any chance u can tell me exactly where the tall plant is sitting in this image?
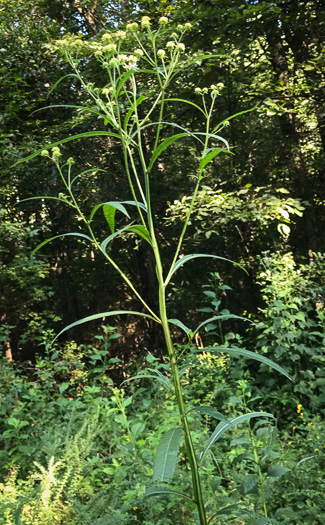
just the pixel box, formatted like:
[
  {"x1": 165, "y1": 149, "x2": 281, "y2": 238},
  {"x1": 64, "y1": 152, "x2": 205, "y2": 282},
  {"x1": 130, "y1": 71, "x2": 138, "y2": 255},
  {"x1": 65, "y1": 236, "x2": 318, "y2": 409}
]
[{"x1": 17, "y1": 17, "x2": 289, "y2": 524}]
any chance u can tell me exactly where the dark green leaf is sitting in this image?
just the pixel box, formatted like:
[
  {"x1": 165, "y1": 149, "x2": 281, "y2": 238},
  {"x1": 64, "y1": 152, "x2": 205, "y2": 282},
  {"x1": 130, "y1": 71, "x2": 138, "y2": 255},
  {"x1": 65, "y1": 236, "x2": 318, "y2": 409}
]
[
  {"x1": 203, "y1": 346, "x2": 291, "y2": 380},
  {"x1": 199, "y1": 148, "x2": 233, "y2": 172},
  {"x1": 145, "y1": 487, "x2": 193, "y2": 501},
  {"x1": 153, "y1": 427, "x2": 182, "y2": 483},
  {"x1": 168, "y1": 318, "x2": 191, "y2": 336},
  {"x1": 267, "y1": 465, "x2": 290, "y2": 478},
  {"x1": 53, "y1": 310, "x2": 158, "y2": 341},
  {"x1": 170, "y1": 254, "x2": 246, "y2": 277},
  {"x1": 148, "y1": 133, "x2": 189, "y2": 171},
  {"x1": 14, "y1": 131, "x2": 120, "y2": 165},
  {"x1": 101, "y1": 224, "x2": 152, "y2": 253},
  {"x1": 238, "y1": 474, "x2": 259, "y2": 495},
  {"x1": 31, "y1": 233, "x2": 92, "y2": 258},
  {"x1": 200, "y1": 412, "x2": 274, "y2": 459}
]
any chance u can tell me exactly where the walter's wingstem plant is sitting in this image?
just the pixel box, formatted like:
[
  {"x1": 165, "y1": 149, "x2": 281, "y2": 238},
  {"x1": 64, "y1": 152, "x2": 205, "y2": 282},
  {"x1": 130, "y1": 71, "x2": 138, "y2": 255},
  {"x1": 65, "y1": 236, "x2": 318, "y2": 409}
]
[{"x1": 17, "y1": 16, "x2": 290, "y2": 524}]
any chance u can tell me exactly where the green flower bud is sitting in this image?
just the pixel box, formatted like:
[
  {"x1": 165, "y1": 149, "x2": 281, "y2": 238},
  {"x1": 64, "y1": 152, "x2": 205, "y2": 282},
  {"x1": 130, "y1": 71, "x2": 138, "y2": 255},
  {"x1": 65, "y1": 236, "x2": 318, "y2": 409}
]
[
  {"x1": 41, "y1": 149, "x2": 50, "y2": 158},
  {"x1": 109, "y1": 57, "x2": 119, "y2": 68},
  {"x1": 52, "y1": 147, "x2": 61, "y2": 157}
]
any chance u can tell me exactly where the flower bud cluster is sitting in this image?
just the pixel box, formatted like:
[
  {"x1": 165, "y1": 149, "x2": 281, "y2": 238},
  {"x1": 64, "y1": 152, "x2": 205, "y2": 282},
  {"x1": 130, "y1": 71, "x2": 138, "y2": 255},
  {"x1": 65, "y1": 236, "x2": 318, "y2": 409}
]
[
  {"x1": 52, "y1": 147, "x2": 61, "y2": 159},
  {"x1": 195, "y1": 83, "x2": 224, "y2": 96},
  {"x1": 141, "y1": 16, "x2": 151, "y2": 28}
]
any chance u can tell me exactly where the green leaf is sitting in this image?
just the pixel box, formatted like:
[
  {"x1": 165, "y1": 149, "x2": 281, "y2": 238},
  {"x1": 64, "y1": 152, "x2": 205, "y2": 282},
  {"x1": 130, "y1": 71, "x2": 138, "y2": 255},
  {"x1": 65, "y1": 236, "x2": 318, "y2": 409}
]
[
  {"x1": 89, "y1": 201, "x2": 129, "y2": 223},
  {"x1": 116, "y1": 69, "x2": 136, "y2": 95},
  {"x1": 199, "y1": 148, "x2": 233, "y2": 172},
  {"x1": 186, "y1": 405, "x2": 229, "y2": 422},
  {"x1": 295, "y1": 455, "x2": 315, "y2": 468},
  {"x1": 238, "y1": 474, "x2": 259, "y2": 495},
  {"x1": 103, "y1": 205, "x2": 116, "y2": 233},
  {"x1": 145, "y1": 487, "x2": 193, "y2": 501},
  {"x1": 124, "y1": 95, "x2": 145, "y2": 130},
  {"x1": 46, "y1": 74, "x2": 80, "y2": 97},
  {"x1": 168, "y1": 318, "x2": 191, "y2": 336},
  {"x1": 101, "y1": 224, "x2": 151, "y2": 253},
  {"x1": 31, "y1": 233, "x2": 92, "y2": 258},
  {"x1": 194, "y1": 315, "x2": 252, "y2": 335},
  {"x1": 59, "y1": 383, "x2": 70, "y2": 394},
  {"x1": 153, "y1": 427, "x2": 183, "y2": 483},
  {"x1": 14, "y1": 131, "x2": 120, "y2": 165},
  {"x1": 203, "y1": 346, "x2": 291, "y2": 380},
  {"x1": 200, "y1": 412, "x2": 274, "y2": 459},
  {"x1": 148, "y1": 133, "x2": 189, "y2": 171},
  {"x1": 194, "y1": 131, "x2": 229, "y2": 150},
  {"x1": 53, "y1": 310, "x2": 158, "y2": 341},
  {"x1": 17, "y1": 196, "x2": 74, "y2": 207},
  {"x1": 89, "y1": 200, "x2": 147, "y2": 222},
  {"x1": 32, "y1": 104, "x2": 107, "y2": 121},
  {"x1": 165, "y1": 98, "x2": 206, "y2": 116},
  {"x1": 170, "y1": 254, "x2": 246, "y2": 277},
  {"x1": 212, "y1": 106, "x2": 257, "y2": 133},
  {"x1": 267, "y1": 465, "x2": 290, "y2": 478}
]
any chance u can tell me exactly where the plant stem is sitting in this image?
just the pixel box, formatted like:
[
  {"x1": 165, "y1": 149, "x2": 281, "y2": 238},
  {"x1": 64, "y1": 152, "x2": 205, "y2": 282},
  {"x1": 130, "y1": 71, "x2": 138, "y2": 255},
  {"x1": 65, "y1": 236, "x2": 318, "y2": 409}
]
[{"x1": 153, "y1": 244, "x2": 207, "y2": 525}]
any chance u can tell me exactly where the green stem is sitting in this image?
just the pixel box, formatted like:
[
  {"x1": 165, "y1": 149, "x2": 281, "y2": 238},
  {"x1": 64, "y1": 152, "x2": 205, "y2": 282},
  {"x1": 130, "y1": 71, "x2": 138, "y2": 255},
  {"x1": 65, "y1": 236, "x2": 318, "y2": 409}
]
[
  {"x1": 152, "y1": 243, "x2": 207, "y2": 525},
  {"x1": 248, "y1": 421, "x2": 268, "y2": 518}
]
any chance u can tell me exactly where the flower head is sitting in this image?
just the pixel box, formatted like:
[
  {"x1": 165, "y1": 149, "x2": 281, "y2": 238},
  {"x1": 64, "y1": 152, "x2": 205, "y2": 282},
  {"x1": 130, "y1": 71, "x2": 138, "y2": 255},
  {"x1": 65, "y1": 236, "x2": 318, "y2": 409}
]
[
  {"x1": 134, "y1": 48, "x2": 144, "y2": 56},
  {"x1": 104, "y1": 43, "x2": 117, "y2": 53},
  {"x1": 101, "y1": 33, "x2": 112, "y2": 42},
  {"x1": 166, "y1": 41, "x2": 175, "y2": 49},
  {"x1": 159, "y1": 17, "x2": 168, "y2": 25},
  {"x1": 116, "y1": 30, "x2": 126, "y2": 39},
  {"x1": 141, "y1": 16, "x2": 151, "y2": 28},
  {"x1": 177, "y1": 43, "x2": 185, "y2": 52},
  {"x1": 126, "y1": 22, "x2": 139, "y2": 31},
  {"x1": 157, "y1": 49, "x2": 166, "y2": 58},
  {"x1": 185, "y1": 23, "x2": 192, "y2": 29},
  {"x1": 41, "y1": 149, "x2": 50, "y2": 158},
  {"x1": 52, "y1": 147, "x2": 61, "y2": 158},
  {"x1": 109, "y1": 57, "x2": 119, "y2": 68}
]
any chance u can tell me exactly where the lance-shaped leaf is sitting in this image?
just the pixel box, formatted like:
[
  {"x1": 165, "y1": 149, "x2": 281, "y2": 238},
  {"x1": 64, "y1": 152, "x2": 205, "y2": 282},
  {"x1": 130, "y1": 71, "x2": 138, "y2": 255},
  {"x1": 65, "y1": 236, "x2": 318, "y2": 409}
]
[
  {"x1": 90, "y1": 200, "x2": 147, "y2": 222},
  {"x1": 170, "y1": 254, "x2": 246, "y2": 278},
  {"x1": 200, "y1": 412, "x2": 274, "y2": 460},
  {"x1": 165, "y1": 98, "x2": 206, "y2": 116},
  {"x1": 123, "y1": 368, "x2": 172, "y2": 392},
  {"x1": 168, "y1": 318, "x2": 191, "y2": 336},
  {"x1": 148, "y1": 133, "x2": 189, "y2": 172},
  {"x1": 33, "y1": 104, "x2": 107, "y2": 121},
  {"x1": 53, "y1": 310, "x2": 158, "y2": 342},
  {"x1": 212, "y1": 105, "x2": 257, "y2": 133},
  {"x1": 89, "y1": 201, "x2": 129, "y2": 223},
  {"x1": 124, "y1": 95, "x2": 145, "y2": 130},
  {"x1": 153, "y1": 427, "x2": 183, "y2": 483},
  {"x1": 31, "y1": 233, "x2": 92, "y2": 258},
  {"x1": 18, "y1": 196, "x2": 74, "y2": 207},
  {"x1": 185, "y1": 405, "x2": 229, "y2": 423},
  {"x1": 46, "y1": 73, "x2": 80, "y2": 97},
  {"x1": 145, "y1": 487, "x2": 194, "y2": 501},
  {"x1": 101, "y1": 224, "x2": 152, "y2": 253},
  {"x1": 14, "y1": 131, "x2": 120, "y2": 166},
  {"x1": 199, "y1": 148, "x2": 233, "y2": 172},
  {"x1": 200, "y1": 346, "x2": 291, "y2": 380},
  {"x1": 194, "y1": 315, "x2": 252, "y2": 336}
]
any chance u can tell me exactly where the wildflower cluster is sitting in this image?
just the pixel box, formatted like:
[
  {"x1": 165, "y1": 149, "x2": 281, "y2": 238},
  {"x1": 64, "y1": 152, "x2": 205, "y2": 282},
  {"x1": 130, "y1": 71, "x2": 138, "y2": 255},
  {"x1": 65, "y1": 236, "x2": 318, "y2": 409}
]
[{"x1": 195, "y1": 83, "x2": 224, "y2": 96}]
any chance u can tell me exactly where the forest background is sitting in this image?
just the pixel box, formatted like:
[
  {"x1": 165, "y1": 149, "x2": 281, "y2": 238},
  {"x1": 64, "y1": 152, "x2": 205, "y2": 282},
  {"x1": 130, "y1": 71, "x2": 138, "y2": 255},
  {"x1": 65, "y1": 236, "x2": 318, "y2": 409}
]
[{"x1": 0, "y1": 1, "x2": 325, "y2": 524}]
